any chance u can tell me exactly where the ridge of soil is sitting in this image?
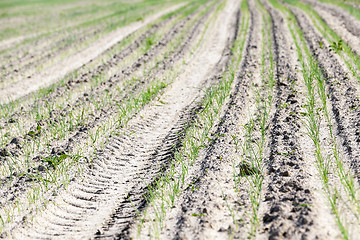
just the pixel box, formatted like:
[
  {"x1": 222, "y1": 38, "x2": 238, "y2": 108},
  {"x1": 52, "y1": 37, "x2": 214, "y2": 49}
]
[
  {"x1": 0, "y1": 2, "x2": 218, "y2": 235},
  {"x1": 291, "y1": 5, "x2": 360, "y2": 184},
  {"x1": 0, "y1": 4, "x2": 185, "y2": 104},
  {"x1": 1, "y1": 0, "x2": 360, "y2": 239},
  {"x1": 8, "y1": 0, "x2": 238, "y2": 238}
]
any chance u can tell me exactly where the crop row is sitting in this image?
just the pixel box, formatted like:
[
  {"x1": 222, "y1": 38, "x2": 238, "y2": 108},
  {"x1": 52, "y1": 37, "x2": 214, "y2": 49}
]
[
  {"x1": 0, "y1": 0, "x2": 217, "y2": 234},
  {"x1": 1, "y1": 0, "x2": 360, "y2": 238}
]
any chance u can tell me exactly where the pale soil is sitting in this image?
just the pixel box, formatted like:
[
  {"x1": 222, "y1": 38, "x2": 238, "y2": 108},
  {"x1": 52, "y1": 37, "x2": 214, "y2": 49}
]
[
  {"x1": 0, "y1": 0, "x2": 127, "y2": 47},
  {"x1": 304, "y1": 0, "x2": 360, "y2": 55},
  {"x1": 1, "y1": 0, "x2": 360, "y2": 239},
  {"x1": 0, "y1": 4, "x2": 185, "y2": 104}
]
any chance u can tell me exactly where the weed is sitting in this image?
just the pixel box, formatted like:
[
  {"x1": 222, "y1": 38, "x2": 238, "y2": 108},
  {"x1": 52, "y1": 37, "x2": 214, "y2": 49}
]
[
  {"x1": 330, "y1": 39, "x2": 343, "y2": 52},
  {"x1": 41, "y1": 154, "x2": 69, "y2": 169}
]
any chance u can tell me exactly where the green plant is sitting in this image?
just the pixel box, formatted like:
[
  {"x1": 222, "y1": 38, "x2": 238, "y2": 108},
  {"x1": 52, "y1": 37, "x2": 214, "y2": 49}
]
[
  {"x1": 133, "y1": 1, "x2": 249, "y2": 236},
  {"x1": 273, "y1": 0, "x2": 360, "y2": 237},
  {"x1": 41, "y1": 154, "x2": 69, "y2": 169},
  {"x1": 330, "y1": 39, "x2": 343, "y2": 52},
  {"x1": 284, "y1": 0, "x2": 360, "y2": 82}
]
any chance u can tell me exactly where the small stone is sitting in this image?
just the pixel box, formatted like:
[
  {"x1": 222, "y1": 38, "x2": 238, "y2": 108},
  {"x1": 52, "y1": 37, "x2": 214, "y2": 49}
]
[
  {"x1": 263, "y1": 213, "x2": 275, "y2": 223},
  {"x1": 299, "y1": 216, "x2": 308, "y2": 224},
  {"x1": 265, "y1": 195, "x2": 273, "y2": 201},
  {"x1": 51, "y1": 147, "x2": 65, "y2": 155},
  {"x1": 181, "y1": 206, "x2": 187, "y2": 212},
  {"x1": 10, "y1": 138, "x2": 19, "y2": 145},
  {"x1": 0, "y1": 148, "x2": 9, "y2": 157},
  {"x1": 270, "y1": 205, "x2": 281, "y2": 213},
  {"x1": 37, "y1": 165, "x2": 46, "y2": 172}
]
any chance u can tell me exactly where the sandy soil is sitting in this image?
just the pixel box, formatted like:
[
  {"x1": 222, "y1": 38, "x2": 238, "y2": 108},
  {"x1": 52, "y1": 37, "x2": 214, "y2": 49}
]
[
  {"x1": 0, "y1": 4, "x2": 185, "y2": 104},
  {"x1": 1, "y1": 0, "x2": 360, "y2": 239}
]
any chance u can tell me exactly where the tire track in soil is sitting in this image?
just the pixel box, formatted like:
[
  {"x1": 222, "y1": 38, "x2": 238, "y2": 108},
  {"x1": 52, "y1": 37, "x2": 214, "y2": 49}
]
[
  {"x1": 290, "y1": 7, "x2": 360, "y2": 183},
  {"x1": 9, "y1": 0, "x2": 237, "y2": 238},
  {"x1": 156, "y1": 0, "x2": 253, "y2": 238},
  {"x1": 0, "y1": 3, "x2": 217, "y2": 234},
  {"x1": 0, "y1": 0, "x2": 209, "y2": 141},
  {"x1": 0, "y1": 0, "x2": 211, "y2": 176},
  {"x1": 97, "y1": 106, "x2": 201, "y2": 240},
  {"x1": 0, "y1": 10, "x2": 181, "y2": 145},
  {"x1": 257, "y1": 1, "x2": 332, "y2": 239},
  {"x1": 0, "y1": 1, "x2": 204, "y2": 106}
]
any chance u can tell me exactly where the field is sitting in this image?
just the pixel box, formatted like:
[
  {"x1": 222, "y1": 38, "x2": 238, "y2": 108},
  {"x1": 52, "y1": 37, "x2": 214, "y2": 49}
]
[{"x1": 0, "y1": 0, "x2": 360, "y2": 239}]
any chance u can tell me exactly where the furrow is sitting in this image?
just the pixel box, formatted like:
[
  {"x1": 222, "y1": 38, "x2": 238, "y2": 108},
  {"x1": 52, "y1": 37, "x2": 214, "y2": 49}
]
[
  {"x1": 304, "y1": 0, "x2": 360, "y2": 54},
  {"x1": 0, "y1": 1, "x2": 217, "y2": 215},
  {"x1": 8, "y1": 0, "x2": 237, "y2": 238},
  {"x1": 158, "y1": 0, "x2": 253, "y2": 238},
  {"x1": 256, "y1": 0, "x2": 336, "y2": 239},
  {"x1": 290, "y1": 5, "x2": 360, "y2": 184},
  {"x1": 0, "y1": 3, "x2": 186, "y2": 104}
]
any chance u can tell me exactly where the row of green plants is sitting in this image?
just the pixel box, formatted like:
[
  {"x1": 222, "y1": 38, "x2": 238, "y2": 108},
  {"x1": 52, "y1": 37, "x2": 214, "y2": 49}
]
[
  {"x1": 132, "y1": 0, "x2": 250, "y2": 238},
  {"x1": 317, "y1": 0, "x2": 360, "y2": 21},
  {"x1": 284, "y1": 0, "x2": 360, "y2": 83},
  {"x1": 0, "y1": 0, "x2": 218, "y2": 234},
  {"x1": 269, "y1": 0, "x2": 360, "y2": 238},
  {"x1": 0, "y1": 0, "x2": 188, "y2": 88},
  {"x1": 0, "y1": 0, "x2": 211, "y2": 180},
  {"x1": 230, "y1": 0, "x2": 275, "y2": 238}
]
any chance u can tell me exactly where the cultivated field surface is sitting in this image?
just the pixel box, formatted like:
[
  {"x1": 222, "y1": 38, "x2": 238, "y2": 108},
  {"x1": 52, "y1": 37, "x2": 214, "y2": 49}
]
[{"x1": 0, "y1": 0, "x2": 360, "y2": 239}]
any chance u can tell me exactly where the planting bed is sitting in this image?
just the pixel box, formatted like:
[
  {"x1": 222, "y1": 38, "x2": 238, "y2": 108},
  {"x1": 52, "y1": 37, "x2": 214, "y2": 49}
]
[{"x1": 0, "y1": 0, "x2": 360, "y2": 239}]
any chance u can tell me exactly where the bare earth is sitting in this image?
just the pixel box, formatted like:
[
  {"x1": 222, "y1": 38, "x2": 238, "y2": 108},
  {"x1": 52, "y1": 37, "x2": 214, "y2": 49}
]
[
  {"x1": 0, "y1": 0, "x2": 360, "y2": 239},
  {"x1": 0, "y1": 4, "x2": 185, "y2": 104}
]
